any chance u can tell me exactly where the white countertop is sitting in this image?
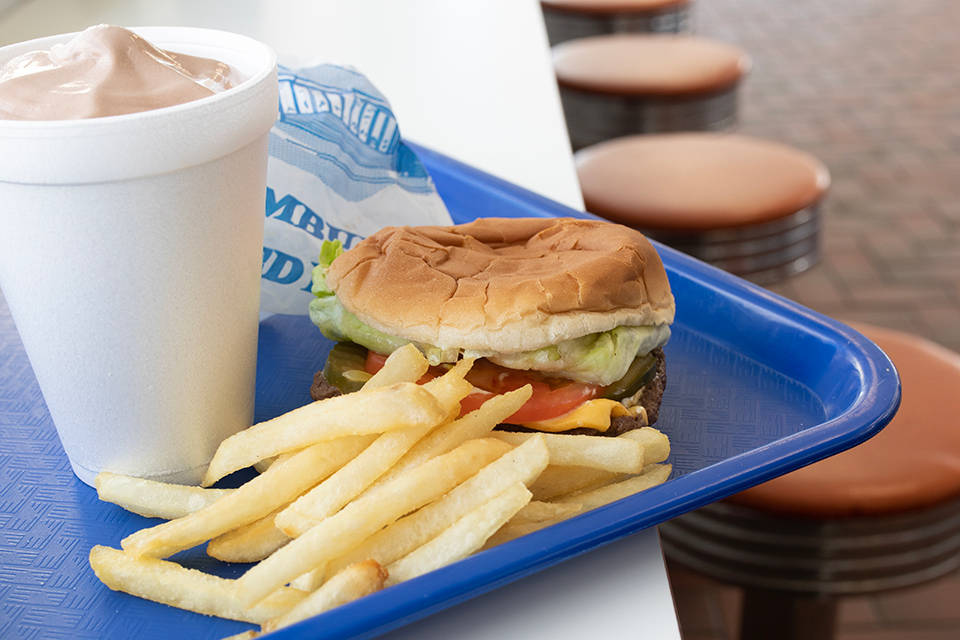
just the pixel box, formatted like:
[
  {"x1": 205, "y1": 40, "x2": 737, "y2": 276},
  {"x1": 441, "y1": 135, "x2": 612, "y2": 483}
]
[{"x1": 0, "y1": 1, "x2": 681, "y2": 638}]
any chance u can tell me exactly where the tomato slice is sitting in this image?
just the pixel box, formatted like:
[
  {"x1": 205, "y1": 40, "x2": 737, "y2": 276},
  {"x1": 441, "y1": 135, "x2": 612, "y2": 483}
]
[
  {"x1": 364, "y1": 350, "x2": 600, "y2": 423},
  {"x1": 365, "y1": 350, "x2": 388, "y2": 373}
]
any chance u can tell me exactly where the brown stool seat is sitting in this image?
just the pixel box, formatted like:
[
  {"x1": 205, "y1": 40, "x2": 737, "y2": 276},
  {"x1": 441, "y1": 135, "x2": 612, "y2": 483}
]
[
  {"x1": 554, "y1": 35, "x2": 751, "y2": 148},
  {"x1": 554, "y1": 34, "x2": 750, "y2": 98},
  {"x1": 576, "y1": 133, "x2": 829, "y2": 283},
  {"x1": 730, "y1": 323, "x2": 960, "y2": 519},
  {"x1": 541, "y1": 0, "x2": 692, "y2": 46},
  {"x1": 659, "y1": 323, "x2": 960, "y2": 640}
]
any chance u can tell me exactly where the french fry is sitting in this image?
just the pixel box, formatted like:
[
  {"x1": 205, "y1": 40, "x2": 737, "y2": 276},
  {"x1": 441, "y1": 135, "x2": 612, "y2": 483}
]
[
  {"x1": 261, "y1": 560, "x2": 388, "y2": 633},
  {"x1": 202, "y1": 383, "x2": 447, "y2": 486},
  {"x1": 362, "y1": 343, "x2": 429, "y2": 389},
  {"x1": 122, "y1": 435, "x2": 374, "y2": 559},
  {"x1": 483, "y1": 518, "x2": 560, "y2": 549},
  {"x1": 419, "y1": 357, "x2": 475, "y2": 416},
  {"x1": 94, "y1": 471, "x2": 232, "y2": 520},
  {"x1": 528, "y1": 465, "x2": 622, "y2": 502},
  {"x1": 509, "y1": 500, "x2": 583, "y2": 525},
  {"x1": 620, "y1": 427, "x2": 671, "y2": 465},
  {"x1": 526, "y1": 429, "x2": 667, "y2": 500},
  {"x1": 88, "y1": 348, "x2": 673, "y2": 631},
  {"x1": 253, "y1": 457, "x2": 277, "y2": 474},
  {"x1": 275, "y1": 424, "x2": 434, "y2": 538},
  {"x1": 289, "y1": 566, "x2": 326, "y2": 593},
  {"x1": 363, "y1": 385, "x2": 533, "y2": 493},
  {"x1": 386, "y1": 482, "x2": 532, "y2": 586},
  {"x1": 326, "y1": 434, "x2": 549, "y2": 575},
  {"x1": 490, "y1": 431, "x2": 644, "y2": 474},
  {"x1": 552, "y1": 463, "x2": 673, "y2": 509},
  {"x1": 273, "y1": 348, "x2": 478, "y2": 539},
  {"x1": 206, "y1": 508, "x2": 291, "y2": 563},
  {"x1": 493, "y1": 460, "x2": 673, "y2": 549},
  {"x1": 235, "y1": 437, "x2": 513, "y2": 607},
  {"x1": 89, "y1": 545, "x2": 305, "y2": 624}
]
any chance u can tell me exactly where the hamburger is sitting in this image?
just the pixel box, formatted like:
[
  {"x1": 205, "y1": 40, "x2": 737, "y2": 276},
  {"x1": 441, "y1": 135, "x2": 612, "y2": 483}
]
[{"x1": 307, "y1": 217, "x2": 675, "y2": 436}]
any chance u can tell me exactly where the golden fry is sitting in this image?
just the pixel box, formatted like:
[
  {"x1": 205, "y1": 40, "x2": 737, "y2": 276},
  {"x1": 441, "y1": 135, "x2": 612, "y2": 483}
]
[
  {"x1": 326, "y1": 434, "x2": 548, "y2": 575},
  {"x1": 362, "y1": 343, "x2": 429, "y2": 390},
  {"x1": 261, "y1": 560, "x2": 388, "y2": 633},
  {"x1": 234, "y1": 438, "x2": 512, "y2": 607},
  {"x1": 275, "y1": 424, "x2": 433, "y2": 538},
  {"x1": 490, "y1": 431, "x2": 644, "y2": 474},
  {"x1": 553, "y1": 464, "x2": 673, "y2": 509},
  {"x1": 122, "y1": 436, "x2": 373, "y2": 559},
  {"x1": 363, "y1": 385, "x2": 532, "y2": 493},
  {"x1": 419, "y1": 357, "x2": 475, "y2": 416},
  {"x1": 528, "y1": 465, "x2": 622, "y2": 502},
  {"x1": 619, "y1": 427, "x2": 671, "y2": 465},
  {"x1": 386, "y1": 482, "x2": 532, "y2": 586},
  {"x1": 206, "y1": 508, "x2": 291, "y2": 563},
  {"x1": 483, "y1": 518, "x2": 559, "y2": 549},
  {"x1": 509, "y1": 500, "x2": 583, "y2": 525},
  {"x1": 89, "y1": 545, "x2": 304, "y2": 624},
  {"x1": 95, "y1": 471, "x2": 232, "y2": 520},
  {"x1": 202, "y1": 383, "x2": 446, "y2": 486},
  {"x1": 87, "y1": 357, "x2": 672, "y2": 634}
]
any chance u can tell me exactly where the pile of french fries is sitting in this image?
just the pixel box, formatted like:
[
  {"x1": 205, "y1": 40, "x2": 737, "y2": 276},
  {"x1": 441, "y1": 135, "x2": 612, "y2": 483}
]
[{"x1": 88, "y1": 344, "x2": 672, "y2": 638}]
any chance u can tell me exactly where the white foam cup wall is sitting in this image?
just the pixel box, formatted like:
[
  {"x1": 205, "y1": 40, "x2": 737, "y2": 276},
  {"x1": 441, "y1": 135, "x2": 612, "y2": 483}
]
[{"x1": 0, "y1": 27, "x2": 279, "y2": 486}]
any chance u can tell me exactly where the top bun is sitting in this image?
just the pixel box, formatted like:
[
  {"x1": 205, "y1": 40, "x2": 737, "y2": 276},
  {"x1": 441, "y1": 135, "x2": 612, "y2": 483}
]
[{"x1": 326, "y1": 217, "x2": 675, "y2": 353}]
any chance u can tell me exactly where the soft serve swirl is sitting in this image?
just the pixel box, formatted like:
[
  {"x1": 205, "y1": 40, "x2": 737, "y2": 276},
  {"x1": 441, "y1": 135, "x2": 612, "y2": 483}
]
[{"x1": 0, "y1": 24, "x2": 243, "y2": 120}]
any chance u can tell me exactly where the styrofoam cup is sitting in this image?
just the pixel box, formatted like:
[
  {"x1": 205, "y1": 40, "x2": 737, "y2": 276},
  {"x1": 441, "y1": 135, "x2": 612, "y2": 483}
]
[{"x1": 0, "y1": 27, "x2": 278, "y2": 486}]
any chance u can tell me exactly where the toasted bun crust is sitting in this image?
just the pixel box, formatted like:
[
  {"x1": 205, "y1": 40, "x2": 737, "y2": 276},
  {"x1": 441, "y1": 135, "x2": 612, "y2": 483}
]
[{"x1": 326, "y1": 217, "x2": 675, "y2": 353}]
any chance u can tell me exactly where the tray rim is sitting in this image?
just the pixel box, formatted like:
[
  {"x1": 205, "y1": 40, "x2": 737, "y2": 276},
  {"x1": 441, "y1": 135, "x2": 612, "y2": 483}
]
[{"x1": 261, "y1": 144, "x2": 901, "y2": 639}]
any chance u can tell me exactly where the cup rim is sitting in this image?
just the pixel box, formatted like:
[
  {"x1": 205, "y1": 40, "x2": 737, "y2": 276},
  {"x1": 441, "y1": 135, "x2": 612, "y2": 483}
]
[{"x1": 0, "y1": 26, "x2": 279, "y2": 184}]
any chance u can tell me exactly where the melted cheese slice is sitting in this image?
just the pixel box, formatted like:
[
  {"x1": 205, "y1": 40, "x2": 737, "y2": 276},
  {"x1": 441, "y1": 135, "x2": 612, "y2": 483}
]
[{"x1": 521, "y1": 399, "x2": 634, "y2": 433}]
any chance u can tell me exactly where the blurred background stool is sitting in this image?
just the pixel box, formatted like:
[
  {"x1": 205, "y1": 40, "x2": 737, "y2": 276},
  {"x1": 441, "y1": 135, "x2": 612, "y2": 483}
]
[
  {"x1": 553, "y1": 34, "x2": 750, "y2": 149},
  {"x1": 659, "y1": 322, "x2": 960, "y2": 640},
  {"x1": 575, "y1": 132, "x2": 828, "y2": 284},
  {"x1": 541, "y1": 0, "x2": 692, "y2": 46}
]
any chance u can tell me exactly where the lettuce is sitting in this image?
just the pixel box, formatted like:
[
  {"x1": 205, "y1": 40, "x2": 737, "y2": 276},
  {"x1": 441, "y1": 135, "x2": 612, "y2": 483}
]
[{"x1": 467, "y1": 324, "x2": 670, "y2": 386}]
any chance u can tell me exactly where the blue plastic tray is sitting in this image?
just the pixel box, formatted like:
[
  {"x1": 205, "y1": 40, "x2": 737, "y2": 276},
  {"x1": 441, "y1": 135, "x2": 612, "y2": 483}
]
[{"x1": 0, "y1": 145, "x2": 900, "y2": 640}]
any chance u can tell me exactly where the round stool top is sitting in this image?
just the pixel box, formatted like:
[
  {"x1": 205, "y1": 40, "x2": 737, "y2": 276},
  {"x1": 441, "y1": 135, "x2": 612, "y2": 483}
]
[
  {"x1": 542, "y1": 0, "x2": 690, "y2": 15},
  {"x1": 728, "y1": 322, "x2": 960, "y2": 519},
  {"x1": 553, "y1": 34, "x2": 750, "y2": 97},
  {"x1": 576, "y1": 133, "x2": 830, "y2": 231}
]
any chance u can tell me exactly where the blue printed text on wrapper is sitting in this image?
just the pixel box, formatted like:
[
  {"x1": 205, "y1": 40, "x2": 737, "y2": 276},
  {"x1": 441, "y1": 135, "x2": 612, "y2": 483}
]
[{"x1": 261, "y1": 64, "x2": 452, "y2": 315}]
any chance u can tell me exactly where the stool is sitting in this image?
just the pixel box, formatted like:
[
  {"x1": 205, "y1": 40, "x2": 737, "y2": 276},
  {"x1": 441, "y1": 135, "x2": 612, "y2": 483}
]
[
  {"x1": 541, "y1": 0, "x2": 692, "y2": 46},
  {"x1": 553, "y1": 34, "x2": 751, "y2": 148},
  {"x1": 659, "y1": 322, "x2": 960, "y2": 640},
  {"x1": 575, "y1": 133, "x2": 829, "y2": 284}
]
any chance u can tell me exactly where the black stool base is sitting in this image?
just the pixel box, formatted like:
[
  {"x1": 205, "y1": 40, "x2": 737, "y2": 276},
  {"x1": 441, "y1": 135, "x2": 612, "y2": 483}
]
[
  {"x1": 543, "y1": 6, "x2": 693, "y2": 47},
  {"x1": 560, "y1": 85, "x2": 740, "y2": 151},
  {"x1": 661, "y1": 496, "x2": 960, "y2": 639},
  {"x1": 639, "y1": 203, "x2": 822, "y2": 285},
  {"x1": 741, "y1": 588, "x2": 838, "y2": 640}
]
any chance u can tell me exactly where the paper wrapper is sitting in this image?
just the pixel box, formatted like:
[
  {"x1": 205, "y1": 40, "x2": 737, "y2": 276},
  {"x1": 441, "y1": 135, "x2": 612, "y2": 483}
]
[{"x1": 260, "y1": 63, "x2": 453, "y2": 315}]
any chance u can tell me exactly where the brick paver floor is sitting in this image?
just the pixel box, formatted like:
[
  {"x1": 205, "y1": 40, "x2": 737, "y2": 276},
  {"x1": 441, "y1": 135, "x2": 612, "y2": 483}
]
[
  {"x1": 700, "y1": 0, "x2": 960, "y2": 353},
  {"x1": 658, "y1": 0, "x2": 960, "y2": 638}
]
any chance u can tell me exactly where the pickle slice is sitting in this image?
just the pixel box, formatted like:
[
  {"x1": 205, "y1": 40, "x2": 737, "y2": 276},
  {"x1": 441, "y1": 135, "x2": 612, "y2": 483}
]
[
  {"x1": 323, "y1": 342, "x2": 370, "y2": 394},
  {"x1": 601, "y1": 352, "x2": 658, "y2": 400}
]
